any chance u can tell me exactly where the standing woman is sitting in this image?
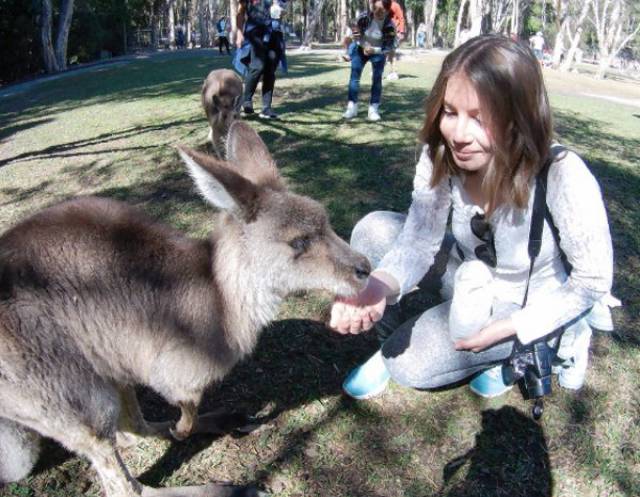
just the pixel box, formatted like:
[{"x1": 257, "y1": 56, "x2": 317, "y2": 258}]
[
  {"x1": 343, "y1": 0, "x2": 397, "y2": 122},
  {"x1": 331, "y1": 35, "x2": 617, "y2": 399},
  {"x1": 236, "y1": 0, "x2": 287, "y2": 119}
]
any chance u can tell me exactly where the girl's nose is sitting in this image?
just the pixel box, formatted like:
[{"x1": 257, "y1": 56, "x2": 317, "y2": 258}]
[{"x1": 453, "y1": 116, "x2": 472, "y2": 144}]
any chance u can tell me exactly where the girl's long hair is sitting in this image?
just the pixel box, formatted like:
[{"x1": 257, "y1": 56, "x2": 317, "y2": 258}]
[{"x1": 419, "y1": 35, "x2": 553, "y2": 214}]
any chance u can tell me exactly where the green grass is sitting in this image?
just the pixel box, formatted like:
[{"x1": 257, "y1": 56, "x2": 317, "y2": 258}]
[{"x1": 0, "y1": 48, "x2": 639, "y2": 497}]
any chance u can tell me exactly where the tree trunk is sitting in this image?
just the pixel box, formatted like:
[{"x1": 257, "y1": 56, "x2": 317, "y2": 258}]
[
  {"x1": 339, "y1": 0, "x2": 348, "y2": 40},
  {"x1": 454, "y1": 0, "x2": 467, "y2": 46},
  {"x1": 423, "y1": 0, "x2": 438, "y2": 47},
  {"x1": 39, "y1": 0, "x2": 59, "y2": 73},
  {"x1": 559, "y1": 1, "x2": 590, "y2": 71},
  {"x1": 560, "y1": 26, "x2": 583, "y2": 71},
  {"x1": 551, "y1": 22, "x2": 566, "y2": 67},
  {"x1": 302, "y1": 0, "x2": 327, "y2": 47},
  {"x1": 198, "y1": 0, "x2": 208, "y2": 47},
  {"x1": 511, "y1": 0, "x2": 519, "y2": 37},
  {"x1": 185, "y1": 0, "x2": 193, "y2": 47},
  {"x1": 151, "y1": 0, "x2": 163, "y2": 48},
  {"x1": 468, "y1": 0, "x2": 485, "y2": 37},
  {"x1": 230, "y1": 0, "x2": 238, "y2": 47},
  {"x1": 596, "y1": 53, "x2": 613, "y2": 78},
  {"x1": 53, "y1": 0, "x2": 74, "y2": 70},
  {"x1": 167, "y1": 0, "x2": 176, "y2": 48},
  {"x1": 406, "y1": 4, "x2": 415, "y2": 46},
  {"x1": 491, "y1": 0, "x2": 511, "y2": 34},
  {"x1": 302, "y1": 0, "x2": 308, "y2": 41}
]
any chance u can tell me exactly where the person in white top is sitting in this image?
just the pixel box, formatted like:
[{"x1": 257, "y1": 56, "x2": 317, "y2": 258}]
[
  {"x1": 330, "y1": 34, "x2": 617, "y2": 400},
  {"x1": 343, "y1": 0, "x2": 397, "y2": 121},
  {"x1": 530, "y1": 31, "x2": 545, "y2": 64}
]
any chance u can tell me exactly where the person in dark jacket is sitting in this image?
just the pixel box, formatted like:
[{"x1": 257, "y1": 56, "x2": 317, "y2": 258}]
[
  {"x1": 235, "y1": 0, "x2": 288, "y2": 119},
  {"x1": 343, "y1": 0, "x2": 396, "y2": 122}
]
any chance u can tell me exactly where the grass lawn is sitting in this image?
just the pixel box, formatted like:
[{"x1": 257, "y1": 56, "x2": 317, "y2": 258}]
[{"x1": 0, "y1": 48, "x2": 639, "y2": 497}]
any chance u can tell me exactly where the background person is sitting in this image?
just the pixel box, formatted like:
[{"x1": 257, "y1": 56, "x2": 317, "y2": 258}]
[
  {"x1": 386, "y1": 0, "x2": 405, "y2": 80},
  {"x1": 343, "y1": 0, "x2": 397, "y2": 122},
  {"x1": 331, "y1": 35, "x2": 617, "y2": 400},
  {"x1": 216, "y1": 16, "x2": 232, "y2": 55},
  {"x1": 417, "y1": 22, "x2": 427, "y2": 49},
  {"x1": 529, "y1": 31, "x2": 545, "y2": 64},
  {"x1": 235, "y1": 0, "x2": 287, "y2": 119}
]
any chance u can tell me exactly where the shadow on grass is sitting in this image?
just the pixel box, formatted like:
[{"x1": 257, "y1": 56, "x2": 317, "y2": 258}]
[
  {"x1": 0, "y1": 117, "x2": 55, "y2": 143},
  {"x1": 0, "y1": 116, "x2": 201, "y2": 169},
  {"x1": 554, "y1": 109, "x2": 640, "y2": 350},
  {"x1": 0, "y1": 52, "x2": 340, "y2": 135},
  {"x1": 440, "y1": 406, "x2": 552, "y2": 497}
]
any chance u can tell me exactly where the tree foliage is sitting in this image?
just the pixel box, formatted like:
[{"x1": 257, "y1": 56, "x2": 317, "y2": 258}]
[
  {"x1": 1, "y1": 0, "x2": 639, "y2": 84},
  {"x1": 0, "y1": 0, "x2": 42, "y2": 84}
]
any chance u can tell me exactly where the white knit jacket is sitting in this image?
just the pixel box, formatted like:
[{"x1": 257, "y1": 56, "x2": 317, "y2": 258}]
[{"x1": 377, "y1": 145, "x2": 615, "y2": 345}]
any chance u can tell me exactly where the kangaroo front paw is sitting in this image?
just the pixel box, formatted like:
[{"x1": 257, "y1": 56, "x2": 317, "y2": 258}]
[
  {"x1": 116, "y1": 430, "x2": 142, "y2": 449},
  {"x1": 168, "y1": 425, "x2": 191, "y2": 441}
]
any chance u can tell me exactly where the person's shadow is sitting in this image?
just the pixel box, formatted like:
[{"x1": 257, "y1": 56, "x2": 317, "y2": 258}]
[{"x1": 440, "y1": 406, "x2": 552, "y2": 497}]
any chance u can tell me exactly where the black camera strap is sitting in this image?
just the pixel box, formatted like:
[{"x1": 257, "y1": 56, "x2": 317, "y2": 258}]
[{"x1": 522, "y1": 146, "x2": 569, "y2": 308}]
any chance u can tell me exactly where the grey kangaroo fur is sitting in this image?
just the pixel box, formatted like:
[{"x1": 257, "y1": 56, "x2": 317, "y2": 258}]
[
  {"x1": 202, "y1": 69, "x2": 243, "y2": 159},
  {"x1": 0, "y1": 121, "x2": 371, "y2": 497}
]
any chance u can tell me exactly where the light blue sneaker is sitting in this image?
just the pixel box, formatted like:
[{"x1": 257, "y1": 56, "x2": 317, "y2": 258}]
[
  {"x1": 342, "y1": 350, "x2": 391, "y2": 400},
  {"x1": 469, "y1": 364, "x2": 513, "y2": 398}
]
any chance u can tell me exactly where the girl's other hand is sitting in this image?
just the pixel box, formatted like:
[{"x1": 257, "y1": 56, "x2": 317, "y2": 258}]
[{"x1": 454, "y1": 318, "x2": 516, "y2": 352}]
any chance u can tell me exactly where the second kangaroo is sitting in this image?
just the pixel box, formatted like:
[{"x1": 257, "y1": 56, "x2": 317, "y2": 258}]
[{"x1": 202, "y1": 68, "x2": 243, "y2": 158}]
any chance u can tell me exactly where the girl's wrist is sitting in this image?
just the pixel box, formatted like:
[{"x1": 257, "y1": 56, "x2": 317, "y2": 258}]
[{"x1": 370, "y1": 270, "x2": 400, "y2": 301}]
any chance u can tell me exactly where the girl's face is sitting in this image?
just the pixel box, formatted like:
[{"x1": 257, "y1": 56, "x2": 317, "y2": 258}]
[
  {"x1": 439, "y1": 73, "x2": 495, "y2": 175},
  {"x1": 372, "y1": 1, "x2": 387, "y2": 20}
]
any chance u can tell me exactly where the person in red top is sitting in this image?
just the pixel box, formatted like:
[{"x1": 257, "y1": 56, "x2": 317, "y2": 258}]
[{"x1": 386, "y1": 0, "x2": 405, "y2": 80}]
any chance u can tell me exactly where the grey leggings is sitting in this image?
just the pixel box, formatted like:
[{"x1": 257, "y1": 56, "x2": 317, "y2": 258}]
[{"x1": 350, "y1": 211, "x2": 516, "y2": 389}]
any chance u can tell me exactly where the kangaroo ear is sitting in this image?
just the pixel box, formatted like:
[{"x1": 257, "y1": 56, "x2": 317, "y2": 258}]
[
  {"x1": 178, "y1": 147, "x2": 261, "y2": 221},
  {"x1": 225, "y1": 121, "x2": 284, "y2": 190}
]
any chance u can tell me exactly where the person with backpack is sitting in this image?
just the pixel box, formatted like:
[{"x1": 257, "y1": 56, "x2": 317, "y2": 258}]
[
  {"x1": 330, "y1": 35, "x2": 618, "y2": 400},
  {"x1": 235, "y1": 0, "x2": 288, "y2": 119}
]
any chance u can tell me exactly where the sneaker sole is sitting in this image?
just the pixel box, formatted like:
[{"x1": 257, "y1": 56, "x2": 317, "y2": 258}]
[{"x1": 342, "y1": 377, "x2": 390, "y2": 400}]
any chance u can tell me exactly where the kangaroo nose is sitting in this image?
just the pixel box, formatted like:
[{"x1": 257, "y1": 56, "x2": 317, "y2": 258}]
[{"x1": 354, "y1": 258, "x2": 371, "y2": 280}]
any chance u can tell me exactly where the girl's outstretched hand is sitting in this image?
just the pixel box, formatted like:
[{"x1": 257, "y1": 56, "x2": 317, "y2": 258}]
[
  {"x1": 454, "y1": 318, "x2": 516, "y2": 352},
  {"x1": 329, "y1": 273, "x2": 395, "y2": 335}
]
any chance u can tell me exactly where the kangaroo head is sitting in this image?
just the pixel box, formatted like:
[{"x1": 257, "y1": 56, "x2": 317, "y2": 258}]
[
  {"x1": 202, "y1": 70, "x2": 242, "y2": 130},
  {"x1": 210, "y1": 93, "x2": 241, "y2": 130},
  {"x1": 178, "y1": 122, "x2": 371, "y2": 298}
]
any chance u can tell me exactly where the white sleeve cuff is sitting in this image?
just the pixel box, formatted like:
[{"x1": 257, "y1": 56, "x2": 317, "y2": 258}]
[{"x1": 511, "y1": 309, "x2": 541, "y2": 345}]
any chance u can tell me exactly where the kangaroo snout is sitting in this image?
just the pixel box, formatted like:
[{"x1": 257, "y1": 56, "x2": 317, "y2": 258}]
[
  {"x1": 354, "y1": 257, "x2": 371, "y2": 281},
  {"x1": 331, "y1": 235, "x2": 371, "y2": 295}
]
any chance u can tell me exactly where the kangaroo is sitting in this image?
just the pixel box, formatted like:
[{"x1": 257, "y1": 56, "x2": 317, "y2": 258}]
[
  {"x1": 202, "y1": 69, "x2": 243, "y2": 159},
  {"x1": 0, "y1": 121, "x2": 371, "y2": 497}
]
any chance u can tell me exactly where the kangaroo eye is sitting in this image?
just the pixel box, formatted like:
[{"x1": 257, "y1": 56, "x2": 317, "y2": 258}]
[{"x1": 289, "y1": 236, "x2": 310, "y2": 256}]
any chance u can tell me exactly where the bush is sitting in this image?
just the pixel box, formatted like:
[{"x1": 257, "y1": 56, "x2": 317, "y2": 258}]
[{"x1": 0, "y1": 0, "x2": 42, "y2": 85}]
